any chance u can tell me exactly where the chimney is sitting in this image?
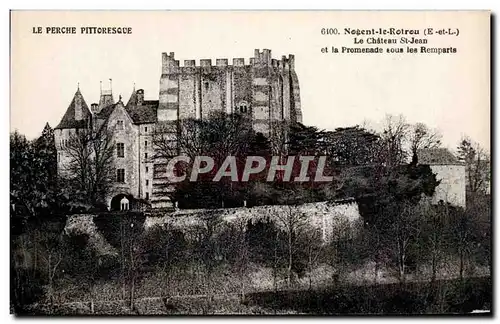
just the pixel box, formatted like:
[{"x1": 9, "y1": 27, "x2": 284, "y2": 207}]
[{"x1": 137, "y1": 89, "x2": 144, "y2": 105}]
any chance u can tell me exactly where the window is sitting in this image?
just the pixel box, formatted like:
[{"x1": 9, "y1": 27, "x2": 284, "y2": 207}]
[
  {"x1": 146, "y1": 166, "x2": 149, "y2": 173},
  {"x1": 116, "y1": 169, "x2": 125, "y2": 183},
  {"x1": 204, "y1": 81, "x2": 209, "y2": 90},
  {"x1": 145, "y1": 153, "x2": 148, "y2": 159},
  {"x1": 120, "y1": 197, "x2": 129, "y2": 211},
  {"x1": 116, "y1": 143, "x2": 125, "y2": 158},
  {"x1": 117, "y1": 120, "x2": 124, "y2": 130},
  {"x1": 237, "y1": 101, "x2": 249, "y2": 114},
  {"x1": 146, "y1": 179, "x2": 149, "y2": 186},
  {"x1": 145, "y1": 192, "x2": 149, "y2": 200},
  {"x1": 144, "y1": 126, "x2": 148, "y2": 133},
  {"x1": 145, "y1": 140, "x2": 148, "y2": 148}
]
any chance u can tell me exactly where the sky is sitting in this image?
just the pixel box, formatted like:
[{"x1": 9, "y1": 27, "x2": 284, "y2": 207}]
[{"x1": 10, "y1": 11, "x2": 490, "y2": 150}]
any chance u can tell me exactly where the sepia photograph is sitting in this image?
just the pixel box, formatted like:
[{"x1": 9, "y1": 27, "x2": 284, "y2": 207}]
[{"x1": 9, "y1": 10, "x2": 491, "y2": 315}]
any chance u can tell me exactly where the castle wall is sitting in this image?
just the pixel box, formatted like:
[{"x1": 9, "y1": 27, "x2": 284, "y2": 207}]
[
  {"x1": 143, "y1": 200, "x2": 362, "y2": 243},
  {"x1": 55, "y1": 128, "x2": 78, "y2": 178},
  {"x1": 200, "y1": 62, "x2": 226, "y2": 119},
  {"x1": 269, "y1": 60, "x2": 284, "y2": 123},
  {"x1": 139, "y1": 123, "x2": 155, "y2": 201},
  {"x1": 430, "y1": 165, "x2": 466, "y2": 207},
  {"x1": 290, "y1": 69, "x2": 303, "y2": 124},
  {"x1": 232, "y1": 63, "x2": 253, "y2": 115},
  {"x1": 178, "y1": 67, "x2": 197, "y2": 119}
]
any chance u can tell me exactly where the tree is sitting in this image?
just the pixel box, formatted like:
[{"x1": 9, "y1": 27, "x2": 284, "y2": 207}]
[
  {"x1": 11, "y1": 131, "x2": 38, "y2": 222},
  {"x1": 379, "y1": 114, "x2": 410, "y2": 168},
  {"x1": 448, "y1": 206, "x2": 478, "y2": 281},
  {"x1": 268, "y1": 120, "x2": 290, "y2": 157},
  {"x1": 153, "y1": 112, "x2": 257, "y2": 208},
  {"x1": 324, "y1": 126, "x2": 381, "y2": 167},
  {"x1": 456, "y1": 136, "x2": 490, "y2": 194},
  {"x1": 421, "y1": 203, "x2": 450, "y2": 284},
  {"x1": 36, "y1": 229, "x2": 64, "y2": 305},
  {"x1": 141, "y1": 222, "x2": 188, "y2": 298},
  {"x1": 365, "y1": 201, "x2": 422, "y2": 285},
  {"x1": 389, "y1": 202, "x2": 422, "y2": 284},
  {"x1": 215, "y1": 220, "x2": 249, "y2": 300},
  {"x1": 301, "y1": 226, "x2": 324, "y2": 289},
  {"x1": 64, "y1": 125, "x2": 114, "y2": 208},
  {"x1": 11, "y1": 125, "x2": 63, "y2": 225},
  {"x1": 409, "y1": 123, "x2": 442, "y2": 164},
  {"x1": 275, "y1": 204, "x2": 308, "y2": 287},
  {"x1": 287, "y1": 123, "x2": 325, "y2": 156}
]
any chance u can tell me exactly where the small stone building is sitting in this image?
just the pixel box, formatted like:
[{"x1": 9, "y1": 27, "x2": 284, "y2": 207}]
[{"x1": 417, "y1": 148, "x2": 466, "y2": 207}]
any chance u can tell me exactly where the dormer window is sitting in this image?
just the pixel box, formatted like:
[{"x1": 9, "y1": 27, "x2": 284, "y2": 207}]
[{"x1": 117, "y1": 120, "x2": 124, "y2": 130}]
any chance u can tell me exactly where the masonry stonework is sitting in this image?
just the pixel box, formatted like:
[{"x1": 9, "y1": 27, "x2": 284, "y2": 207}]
[
  {"x1": 429, "y1": 165, "x2": 466, "y2": 207},
  {"x1": 54, "y1": 49, "x2": 303, "y2": 209}
]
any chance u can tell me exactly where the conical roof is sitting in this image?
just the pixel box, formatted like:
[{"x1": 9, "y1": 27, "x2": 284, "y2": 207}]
[{"x1": 55, "y1": 88, "x2": 91, "y2": 129}]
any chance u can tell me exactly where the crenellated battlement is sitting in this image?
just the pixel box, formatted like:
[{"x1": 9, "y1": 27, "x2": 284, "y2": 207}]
[{"x1": 161, "y1": 49, "x2": 296, "y2": 72}]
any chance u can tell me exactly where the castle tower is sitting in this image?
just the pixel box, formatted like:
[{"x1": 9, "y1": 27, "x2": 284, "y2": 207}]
[
  {"x1": 288, "y1": 54, "x2": 303, "y2": 123},
  {"x1": 251, "y1": 49, "x2": 272, "y2": 135},
  {"x1": 158, "y1": 52, "x2": 180, "y2": 122},
  {"x1": 54, "y1": 85, "x2": 92, "y2": 176}
]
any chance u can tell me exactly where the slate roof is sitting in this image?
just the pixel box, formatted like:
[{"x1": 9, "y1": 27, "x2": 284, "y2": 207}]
[
  {"x1": 96, "y1": 103, "x2": 117, "y2": 120},
  {"x1": 58, "y1": 88, "x2": 158, "y2": 129},
  {"x1": 126, "y1": 101, "x2": 158, "y2": 124},
  {"x1": 417, "y1": 148, "x2": 462, "y2": 165},
  {"x1": 93, "y1": 91, "x2": 158, "y2": 125},
  {"x1": 55, "y1": 89, "x2": 92, "y2": 129},
  {"x1": 125, "y1": 90, "x2": 158, "y2": 124}
]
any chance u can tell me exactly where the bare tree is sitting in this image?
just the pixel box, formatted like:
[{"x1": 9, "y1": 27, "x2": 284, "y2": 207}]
[
  {"x1": 428, "y1": 205, "x2": 446, "y2": 283},
  {"x1": 228, "y1": 219, "x2": 250, "y2": 301},
  {"x1": 457, "y1": 136, "x2": 490, "y2": 194},
  {"x1": 409, "y1": 123, "x2": 442, "y2": 163},
  {"x1": 153, "y1": 113, "x2": 254, "y2": 161},
  {"x1": 382, "y1": 202, "x2": 422, "y2": 284},
  {"x1": 302, "y1": 226, "x2": 323, "y2": 290},
  {"x1": 37, "y1": 230, "x2": 64, "y2": 305},
  {"x1": 449, "y1": 206, "x2": 477, "y2": 282},
  {"x1": 65, "y1": 125, "x2": 114, "y2": 207},
  {"x1": 380, "y1": 114, "x2": 410, "y2": 168},
  {"x1": 275, "y1": 205, "x2": 308, "y2": 287}
]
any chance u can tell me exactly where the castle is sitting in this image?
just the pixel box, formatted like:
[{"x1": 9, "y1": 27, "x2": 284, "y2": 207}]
[{"x1": 54, "y1": 49, "x2": 303, "y2": 210}]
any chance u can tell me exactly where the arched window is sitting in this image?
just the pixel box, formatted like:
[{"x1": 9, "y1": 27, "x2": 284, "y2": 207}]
[
  {"x1": 120, "y1": 197, "x2": 129, "y2": 211},
  {"x1": 236, "y1": 101, "x2": 249, "y2": 114}
]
